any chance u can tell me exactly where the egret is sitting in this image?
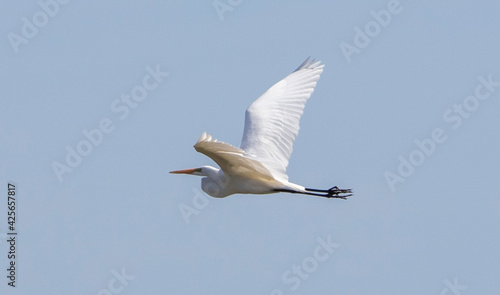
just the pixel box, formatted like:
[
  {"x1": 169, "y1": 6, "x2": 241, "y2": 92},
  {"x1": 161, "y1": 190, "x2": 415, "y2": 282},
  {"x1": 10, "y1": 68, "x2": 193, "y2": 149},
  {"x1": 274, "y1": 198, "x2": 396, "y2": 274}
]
[{"x1": 171, "y1": 58, "x2": 352, "y2": 199}]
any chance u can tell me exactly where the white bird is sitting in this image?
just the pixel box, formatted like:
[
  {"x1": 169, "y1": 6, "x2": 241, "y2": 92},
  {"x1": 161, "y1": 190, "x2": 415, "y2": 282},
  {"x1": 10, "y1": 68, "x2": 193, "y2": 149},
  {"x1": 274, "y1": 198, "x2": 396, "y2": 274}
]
[{"x1": 171, "y1": 58, "x2": 352, "y2": 199}]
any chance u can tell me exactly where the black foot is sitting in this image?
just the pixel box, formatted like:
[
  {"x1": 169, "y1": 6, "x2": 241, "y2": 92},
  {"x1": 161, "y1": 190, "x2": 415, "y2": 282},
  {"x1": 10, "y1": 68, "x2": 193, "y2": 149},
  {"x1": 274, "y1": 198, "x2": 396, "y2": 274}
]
[
  {"x1": 274, "y1": 186, "x2": 353, "y2": 199},
  {"x1": 325, "y1": 186, "x2": 352, "y2": 199},
  {"x1": 305, "y1": 186, "x2": 353, "y2": 199}
]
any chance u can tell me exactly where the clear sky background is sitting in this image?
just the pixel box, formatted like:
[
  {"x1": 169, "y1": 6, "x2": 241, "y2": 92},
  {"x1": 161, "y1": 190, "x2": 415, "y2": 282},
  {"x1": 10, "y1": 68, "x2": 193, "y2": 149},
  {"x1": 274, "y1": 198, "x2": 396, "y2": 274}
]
[{"x1": 1, "y1": 1, "x2": 499, "y2": 294}]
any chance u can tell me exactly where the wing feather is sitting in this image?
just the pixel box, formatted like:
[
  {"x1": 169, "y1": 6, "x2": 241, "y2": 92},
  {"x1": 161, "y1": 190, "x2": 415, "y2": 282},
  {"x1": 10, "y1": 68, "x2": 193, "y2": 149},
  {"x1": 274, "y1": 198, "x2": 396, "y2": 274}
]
[
  {"x1": 240, "y1": 57, "x2": 324, "y2": 181},
  {"x1": 194, "y1": 132, "x2": 275, "y2": 180}
]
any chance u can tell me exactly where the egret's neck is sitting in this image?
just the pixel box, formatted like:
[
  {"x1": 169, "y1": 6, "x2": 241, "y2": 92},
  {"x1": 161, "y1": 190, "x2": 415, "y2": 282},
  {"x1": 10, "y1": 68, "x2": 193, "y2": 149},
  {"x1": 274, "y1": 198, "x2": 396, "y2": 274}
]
[{"x1": 200, "y1": 166, "x2": 230, "y2": 198}]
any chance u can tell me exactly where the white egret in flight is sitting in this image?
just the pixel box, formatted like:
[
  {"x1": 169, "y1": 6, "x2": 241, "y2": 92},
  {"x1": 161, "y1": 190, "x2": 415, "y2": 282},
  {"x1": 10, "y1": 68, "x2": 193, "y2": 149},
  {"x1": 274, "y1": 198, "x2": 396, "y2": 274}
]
[{"x1": 171, "y1": 58, "x2": 352, "y2": 199}]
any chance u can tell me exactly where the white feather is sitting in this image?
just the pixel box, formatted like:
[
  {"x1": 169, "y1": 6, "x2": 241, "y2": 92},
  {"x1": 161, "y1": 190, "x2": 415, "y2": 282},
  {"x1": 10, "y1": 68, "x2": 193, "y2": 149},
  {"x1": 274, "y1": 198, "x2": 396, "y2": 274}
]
[{"x1": 240, "y1": 57, "x2": 324, "y2": 180}]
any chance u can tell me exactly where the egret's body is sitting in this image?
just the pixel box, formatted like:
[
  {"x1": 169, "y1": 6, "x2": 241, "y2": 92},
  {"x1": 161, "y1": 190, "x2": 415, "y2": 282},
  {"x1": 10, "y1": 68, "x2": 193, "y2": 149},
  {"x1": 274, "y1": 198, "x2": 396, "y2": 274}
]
[{"x1": 171, "y1": 58, "x2": 352, "y2": 199}]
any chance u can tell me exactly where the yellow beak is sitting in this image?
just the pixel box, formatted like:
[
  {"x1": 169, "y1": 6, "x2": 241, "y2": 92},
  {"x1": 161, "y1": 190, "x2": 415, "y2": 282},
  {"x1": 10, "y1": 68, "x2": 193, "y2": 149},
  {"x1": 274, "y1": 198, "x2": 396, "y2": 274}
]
[{"x1": 170, "y1": 168, "x2": 201, "y2": 174}]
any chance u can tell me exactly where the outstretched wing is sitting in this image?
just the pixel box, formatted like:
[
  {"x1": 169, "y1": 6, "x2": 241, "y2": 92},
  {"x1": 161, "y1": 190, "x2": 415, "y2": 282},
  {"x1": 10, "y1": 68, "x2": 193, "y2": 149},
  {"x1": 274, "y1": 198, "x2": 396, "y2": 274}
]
[
  {"x1": 240, "y1": 57, "x2": 324, "y2": 181},
  {"x1": 194, "y1": 132, "x2": 275, "y2": 181}
]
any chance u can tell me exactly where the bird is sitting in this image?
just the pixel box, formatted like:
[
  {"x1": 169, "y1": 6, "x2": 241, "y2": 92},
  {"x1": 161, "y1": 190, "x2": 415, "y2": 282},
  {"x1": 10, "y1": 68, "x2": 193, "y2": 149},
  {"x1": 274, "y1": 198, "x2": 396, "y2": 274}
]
[{"x1": 171, "y1": 57, "x2": 352, "y2": 199}]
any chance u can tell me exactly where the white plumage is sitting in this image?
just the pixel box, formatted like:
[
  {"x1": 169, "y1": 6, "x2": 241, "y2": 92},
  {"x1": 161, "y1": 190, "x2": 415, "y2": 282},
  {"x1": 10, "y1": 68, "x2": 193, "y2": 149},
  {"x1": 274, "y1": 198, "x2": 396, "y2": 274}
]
[
  {"x1": 171, "y1": 58, "x2": 351, "y2": 199},
  {"x1": 240, "y1": 58, "x2": 324, "y2": 181}
]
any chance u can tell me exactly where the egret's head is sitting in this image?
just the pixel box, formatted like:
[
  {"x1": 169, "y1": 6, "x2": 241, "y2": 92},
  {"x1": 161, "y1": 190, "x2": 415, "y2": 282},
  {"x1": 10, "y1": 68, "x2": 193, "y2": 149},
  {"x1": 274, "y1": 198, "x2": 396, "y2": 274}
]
[{"x1": 170, "y1": 166, "x2": 220, "y2": 177}]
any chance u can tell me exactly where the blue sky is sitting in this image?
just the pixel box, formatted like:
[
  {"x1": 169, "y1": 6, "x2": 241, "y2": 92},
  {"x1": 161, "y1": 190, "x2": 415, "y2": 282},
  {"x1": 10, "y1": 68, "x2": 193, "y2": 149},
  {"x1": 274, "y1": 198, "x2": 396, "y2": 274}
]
[{"x1": 1, "y1": 1, "x2": 500, "y2": 294}]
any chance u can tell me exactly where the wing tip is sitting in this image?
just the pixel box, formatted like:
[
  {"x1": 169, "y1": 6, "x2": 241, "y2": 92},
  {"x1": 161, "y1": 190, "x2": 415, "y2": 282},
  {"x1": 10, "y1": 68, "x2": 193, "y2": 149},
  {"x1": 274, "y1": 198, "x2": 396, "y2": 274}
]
[
  {"x1": 196, "y1": 132, "x2": 218, "y2": 145},
  {"x1": 195, "y1": 132, "x2": 208, "y2": 147},
  {"x1": 295, "y1": 57, "x2": 324, "y2": 72}
]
